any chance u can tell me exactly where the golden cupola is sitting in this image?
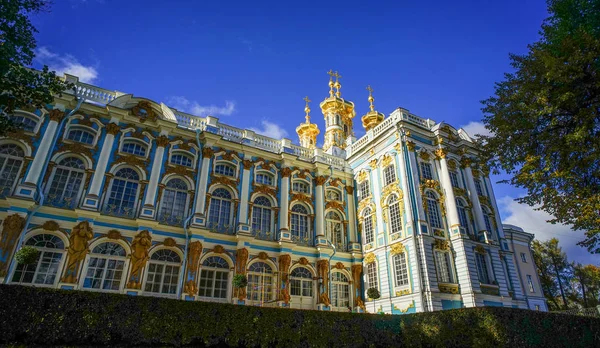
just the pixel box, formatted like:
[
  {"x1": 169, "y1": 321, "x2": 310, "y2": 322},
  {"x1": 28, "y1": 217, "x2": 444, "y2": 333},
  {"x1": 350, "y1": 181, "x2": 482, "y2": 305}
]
[
  {"x1": 320, "y1": 70, "x2": 356, "y2": 153},
  {"x1": 361, "y1": 85, "x2": 385, "y2": 131},
  {"x1": 296, "y1": 96, "x2": 320, "y2": 149}
]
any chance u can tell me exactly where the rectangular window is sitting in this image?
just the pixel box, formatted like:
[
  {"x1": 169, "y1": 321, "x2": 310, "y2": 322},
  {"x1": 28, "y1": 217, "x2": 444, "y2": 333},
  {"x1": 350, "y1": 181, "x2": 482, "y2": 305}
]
[
  {"x1": 366, "y1": 262, "x2": 378, "y2": 292},
  {"x1": 435, "y1": 251, "x2": 453, "y2": 283},
  {"x1": 527, "y1": 275, "x2": 535, "y2": 293},
  {"x1": 520, "y1": 253, "x2": 527, "y2": 263},
  {"x1": 393, "y1": 253, "x2": 409, "y2": 287},
  {"x1": 449, "y1": 171, "x2": 460, "y2": 188},
  {"x1": 475, "y1": 253, "x2": 490, "y2": 284},
  {"x1": 358, "y1": 180, "x2": 370, "y2": 200},
  {"x1": 383, "y1": 165, "x2": 396, "y2": 186},
  {"x1": 474, "y1": 179, "x2": 484, "y2": 196},
  {"x1": 420, "y1": 162, "x2": 433, "y2": 180}
]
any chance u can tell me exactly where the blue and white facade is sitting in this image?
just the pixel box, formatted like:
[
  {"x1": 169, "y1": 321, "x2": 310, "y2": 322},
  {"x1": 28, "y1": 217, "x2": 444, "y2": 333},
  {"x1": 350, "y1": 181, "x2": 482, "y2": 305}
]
[{"x1": 0, "y1": 73, "x2": 545, "y2": 313}]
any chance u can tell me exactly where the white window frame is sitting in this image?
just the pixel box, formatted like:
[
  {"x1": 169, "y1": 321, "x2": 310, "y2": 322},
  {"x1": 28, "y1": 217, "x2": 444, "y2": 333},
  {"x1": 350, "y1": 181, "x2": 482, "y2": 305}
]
[
  {"x1": 120, "y1": 138, "x2": 149, "y2": 158},
  {"x1": 246, "y1": 261, "x2": 276, "y2": 305},
  {"x1": 169, "y1": 150, "x2": 195, "y2": 168},
  {"x1": 197, "y1": 255, "x2": 231, "y2": 302},
  {"x1": 434, "y1": 250, "x2": 454, "y2": 284},
  {"x1": 330, "y1": 271, "x2": 351, "y2": 311},
  {"x1": 520, "y1": 253, "x2": 527, "y2": 263},
  {"x1": 420, "y1": 161, "x2": 433, "y2": 180},
  {"x1": 45, "y1": 156, "x2": 87, "y2": 209},
  {"x1": 142, "y1": 249, "x2": 182, "y2": 297},
  {"x1": 392, "y1": 252, "x2": 410, "y2": 289},
  {"x1": 80, "y1": 241, "x2": 129, "y2": 293},
  {"x1": 387, "y1": 195, "x2": 402, "y2": 236},
  {"x1": 10, "y1": 111, "x2": 42, "y2": 134},
  {"x1": 527, "y1": 275, "x2": 535, "y2": 293},
  {"x1": 365, "y1": 262, "x2": 379, "y2": 294},
  {"x1": 157, "y1": 178, "x2": 190, "y2": 226},
  {"x1": 292, "y1": 179, "x2": 311, "y2": 194},
  {"x1": 10, "y1": 233, "x2": 66, "y2": 287},
  {"x1": 63, "y1": 125, "x2": 98, "y2": 146},
  {"x1": 383, "y1": 164, "x2": 396, "y2": 186},
  {"x1": 362, "y1": 208, "x2": 374, "y2": 245},
  {"x1": 475, "y1": 251, "x2": 494, "y2": 285},
  {"x1": 255, "y1": 170, "x2": 275, "y2": 187}
]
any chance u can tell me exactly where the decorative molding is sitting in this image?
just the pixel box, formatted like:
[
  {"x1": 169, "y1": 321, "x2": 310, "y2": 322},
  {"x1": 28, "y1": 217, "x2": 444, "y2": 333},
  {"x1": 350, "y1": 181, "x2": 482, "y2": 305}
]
[
  {"x1": 434, "y1": 148, "x2": 447, "y2": 160},
  {"x1": 418, "y1": 151, "x2": 431, "y2": 161},
  {"x1": 390, "y1": 242, "x2": 406, "y2": 255},
  {"x1": 164, "y1": 164, "x2": 195, "y2": 178},
  {"x1": 325, "y1": 200, "x2": 344, "y2": 212},
  {"x1": 242, "y1": 159, "x2": 253, "y2": 170},
  {"x1": 156, "y1": 135, "x2": 170, "y2": 147},
  {"x1": 127, "y1": 230, "x2": 152, "y2": 289},
  {"x1": 253, "y1": 183, "x2": 277, "y2": 197},
  {"x1": 298, "y1": 257, "x2": 309, "y2": 265},
  {"x1": 314, "y1": 176, "x2": 327, "y2": 186},
  {"x1": 113, "y1": 154, "x2": 149, "y2": 170},
  {"x1": 48, "y1": 109, "x2": 65, "y2": 122},
  {"x1": 107, "y1": 229, "x2": 122, "y2": 240},
  {"x1": 406, "y1": 141, "x2": 416, "y2": 152},
  {"x1": 61, "y1": 221, "x2": 93, "y2": 283},
  {"x1": 395, "y1": 289, "x2": 411, "y2": 296},
  {"x1": 381, "y1": 154, "x2": 393, "y2": 168},
  {"x1": 334, "y1": 262, "x2": 345, "y2": 270},
  {"x1": 257, "y1": 251, "x2": 268, "y2": 260},
  {"x1": 439, "y1": 283, "x2": 459, "y2": 294},
  {"x1": 106, "y1": 123, "x2": 121, "y2": 135},
  {"x1": 368, "y1": 159, "x2": 378, "y2": 169},
  {"x1": 357, "y1": 170, "x2": 368, "y2": 183},
  {"x1": 281, "y1": 167, "x2": 292, "y2": 178},
  {"x1": 345, "y1": 185, "x2": 354, "y2": 195},
  {"x1": 163, "y1": 238, "x2": 177, "y2": 247},
  {"x1": 460, "y1": 157, "x2": 473, "y2": 168},
  {"x1": 364, "y1": 252, "x2": 376, "y2": 264},
  {"x1": 210, "y1": 174, "x2": 238, "y2": 188},
  {"x1": 290, "y1": 193, "x2": 312, "y2": 205},
  {"x1": 202, "y1": 147, "x2": 214, "y2": 158},
  {"x1": 434, "y1": 239, "x2": 449, "y2": 250},
  {"x1": 42, "y1": 220, "x2": 60, "y2": 231},
  {"x1": 475, "y1": 245, "x2": 486, "y2": 254},
  {"x1": 213, "y1": 245, "x2": 225, "y2": 254},
  {"x1": 132, "y1": 101, "x2": 158, "y2": 123}
]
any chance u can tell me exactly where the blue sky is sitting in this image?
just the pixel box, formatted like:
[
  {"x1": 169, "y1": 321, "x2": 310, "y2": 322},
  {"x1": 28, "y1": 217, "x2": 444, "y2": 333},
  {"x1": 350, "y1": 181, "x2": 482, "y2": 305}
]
[{"x1": 30, "y1": 0, "x2": 595, "y2": 263}]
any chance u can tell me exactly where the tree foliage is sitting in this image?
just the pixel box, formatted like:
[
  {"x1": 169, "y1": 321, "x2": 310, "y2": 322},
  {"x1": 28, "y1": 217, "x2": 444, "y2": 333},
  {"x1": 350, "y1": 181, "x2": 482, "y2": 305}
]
[
  {"x1": 0, "y1": 0, "x2": 72, "y2": 135},
  {"x1": 480, "y1": 0, "x2": 600, "y2": 253}
]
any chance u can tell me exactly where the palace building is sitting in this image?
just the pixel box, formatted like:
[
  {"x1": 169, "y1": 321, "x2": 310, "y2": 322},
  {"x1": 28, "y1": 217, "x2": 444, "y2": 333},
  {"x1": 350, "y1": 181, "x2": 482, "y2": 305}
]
[{"x1": 0, "y1": 71, "x2": 547, "y2": 313}]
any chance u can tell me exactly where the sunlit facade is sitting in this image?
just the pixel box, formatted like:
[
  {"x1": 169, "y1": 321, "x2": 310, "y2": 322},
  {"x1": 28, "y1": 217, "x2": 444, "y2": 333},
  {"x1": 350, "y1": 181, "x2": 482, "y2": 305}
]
[{"x1": 0, "y1": 72, "x2": 545, "y2": 313}]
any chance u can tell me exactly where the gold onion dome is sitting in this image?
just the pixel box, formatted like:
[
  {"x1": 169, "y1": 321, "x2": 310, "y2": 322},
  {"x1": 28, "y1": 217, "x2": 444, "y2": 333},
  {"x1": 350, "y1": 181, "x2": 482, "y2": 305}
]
[
  {"x1": 296, "y1": 96, "x2": 319, "y2": 149},
  {"x1": 319, "y1": 70, "x2": 356, "y2": 119},
  {"x1": 361, "y1": 85, "x2": 385, "y2": 131}
]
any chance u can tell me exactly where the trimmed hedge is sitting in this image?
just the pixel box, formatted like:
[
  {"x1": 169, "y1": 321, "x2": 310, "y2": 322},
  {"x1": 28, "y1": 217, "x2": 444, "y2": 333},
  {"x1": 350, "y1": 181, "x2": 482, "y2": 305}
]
[{"x1": 0, "y1": 285, "x2": 598, "y2": 347}]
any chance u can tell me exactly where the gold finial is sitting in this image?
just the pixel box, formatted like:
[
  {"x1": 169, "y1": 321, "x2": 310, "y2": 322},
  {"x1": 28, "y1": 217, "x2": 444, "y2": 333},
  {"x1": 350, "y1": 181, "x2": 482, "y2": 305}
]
[
  {"x1": 303, "y1": 96, "x2": 311, "y2": 122},
  {"x1": 334, "y1": 71, "x2": 342, "y2": 97},
  {"x1": 366, "y1": 85, "x2": 375, "y2": 111},
  {"x1": 327, "y1": 70, "x2": 335, "y2": 97}
]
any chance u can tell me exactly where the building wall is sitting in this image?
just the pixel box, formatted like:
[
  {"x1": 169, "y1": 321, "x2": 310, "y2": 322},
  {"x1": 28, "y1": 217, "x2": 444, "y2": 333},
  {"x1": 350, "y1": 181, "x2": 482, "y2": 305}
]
[{"x1": 0, "y1": 74, "x2": 543, "y2": 314}]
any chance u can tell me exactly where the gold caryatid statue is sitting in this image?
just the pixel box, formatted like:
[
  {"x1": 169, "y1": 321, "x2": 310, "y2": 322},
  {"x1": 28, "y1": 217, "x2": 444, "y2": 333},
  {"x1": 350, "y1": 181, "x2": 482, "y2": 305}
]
[
  {"x1": 320, "y1": 70, "x2": 356, "y2": 153},
  {"x1": 296, "y1": 96, "x2": 320, "y2": 149},
  {"x1": 361, "y1": 85, "x2": 385, "y2": 131}
]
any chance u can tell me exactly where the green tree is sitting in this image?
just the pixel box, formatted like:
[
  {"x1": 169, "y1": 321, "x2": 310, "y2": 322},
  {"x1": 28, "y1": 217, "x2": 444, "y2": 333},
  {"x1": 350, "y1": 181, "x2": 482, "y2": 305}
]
[
  {"x1": 532, "y1": 238, "x2": 573, "y2": 310},
  {"x1": 480, "y1": 0, "x2": 600, "y2": 253},
  {"x1": 0, "y1": 0, "x2": 72, "y2": 135},
  {"x1": 367, "y1": 287, "x2": 380, "y2": 314},
  {"x1": 572, "y1": 263, "x2": 600, "y2": 307}
]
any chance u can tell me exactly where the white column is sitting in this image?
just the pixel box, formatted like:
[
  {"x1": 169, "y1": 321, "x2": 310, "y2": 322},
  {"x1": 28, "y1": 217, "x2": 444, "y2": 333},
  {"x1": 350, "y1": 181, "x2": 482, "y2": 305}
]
[
  {"x1": 396, "y1": 146, "x2": 414, "y2": 230},
  {"x1": 194, "y1": 148, "x2": 213, "y2": 216},
  {"x1": 484, "y1": 175, "x2": 505, "y2": 240},
  {"x1": 315, "y1": 176, "x2": 326, "y2": 236},
  {"x1": 279, "y1": 169, "x2": 291, "y2": 231},
  {"x1": 369, "y1": 162, "x2": 385, "y2": 237},
  {"x1": 346, "y1": 185, "x2": 357, "y2": 242},
  {"x1": 437, "y1": 150, "x2": 460, "y2": 230},
  {"x1": 463, "y1": 164, "x2": 487, "y2": 237},
  {"x1": 143, "y1": 136, "x2": 169, "y2": 206},
  {"x1": 87, "y1": 123, "x2": 120, "y2": 197},
  {"x1": 238, "y1": 161, "x2": 252, "y2": 224},
  {"x1": 24, "y1": 118, "x2": 60, "y2": 185},
  {"x1": 406, "y1": 143, "x2": 427, "y2": 223}
]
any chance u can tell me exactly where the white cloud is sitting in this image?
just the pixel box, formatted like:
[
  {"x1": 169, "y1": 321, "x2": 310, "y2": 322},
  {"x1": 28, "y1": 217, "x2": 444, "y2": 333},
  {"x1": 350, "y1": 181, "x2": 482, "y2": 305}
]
[
  {"x1": 167, "y1": 96, "x2": 236, "y2": 117},
  {"x1": 249, "y1": 120, "x2": 289, "y2": 139},
  {"x1": 498, "y1": 196, "x2": 595, "y2": 264},
  {"x1": 460, "y1": 121, "x2": 492, "y2": 138},
  {"x1": 35, "y1": 47, "x2": 98, "y2": 84}
]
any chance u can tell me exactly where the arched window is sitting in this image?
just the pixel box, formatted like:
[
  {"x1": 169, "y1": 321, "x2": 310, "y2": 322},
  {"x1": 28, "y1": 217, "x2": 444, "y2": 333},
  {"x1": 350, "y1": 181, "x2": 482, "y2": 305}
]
[
  {"x1": 46, "y1": 157, "x2": 85, "y2": 209},
  {"x1": 158, "y1": 178, "x2": 189, "y2": 226},
  {"x1": 326, "y1": 189, "x2": 341, "y2": 201},
  {"x1": 104, "y1": 168, "x2": 140, "y2": 218},
  {"x1": 82, "y1": 242, "x2": 127, "y2": 291},
  {"x1": 326, "y1": 211, "x2": 345, "y2": 250},
  {"x1": 0, "y1": 144, "x2": 24, "y2": 197},
  {"x1": 290, "y1": 204, "x2": 310, "y2": 245},
  {"x1": 388, "y1": 195, "x2": 402, "y2": 235},
  {"x1": 474, "y1": 179, "x2": 485, "y2": 196},
  {"x1": 208, "y1": 188, "x2": 233, "y2": 232},
  {"x1": 215, "y1": 163, "x2": 235, "y2": 177},
  {"x1": 10, "y1": 114, "x2": 38, "y2": 132},
  {"x1": 292, "y1": 181, "x2": 309, "y2": 194},
  {"x1": 11, "y1": 234, "x2": 65, "y2": 285},
  {"x1": 366, "y1": 262, "x2": 378, "y2": 292},
  {"x1": 170, "y1": 153, "x2": 193, "y2": 167},
  {"x1": 144, "y1": 249, "x2": 181, "y2": 295},
  {"x1": 290, "y1": 267, "x2": 313, "y2": 299},
  {"x1": 362, "y1": 208, "x2": 374, "y2": 244},
  {"x1": 247, "y1": 261, "x2": 274, "y2": 303},
  {"x1": 383, "y1": 164, "x2": 396, "y2": 186},
  {"x1": 392, "y1": 251, "x2": 409, "y2": 288},
  {"x1": 475, "y1": 251, "x2": 491, "y2": 284},
  {"x1": 121, "y1": 140, "x2": 147, "y2": 156},
  {"x1": 66, "y1": 127, "x2": 95, "y2": 145},
  {"x1": 331, "y1": 272, "x2": 350, "y2": 310},
  {"x1": 425, "y1": 191, "x2": 442, "y2": 229},
  {"x1": 251, "y1": 196, "x2": 273, "y2": 239},
  {"x1": 456, "y1": 199, "x2": 471, "y2": 235},
  {"x1": 198, "y1": 256, "x2": 230, "y2": 299},
  {"x1": 256, "y1": 172, "x2": 274, "y2": 186}
]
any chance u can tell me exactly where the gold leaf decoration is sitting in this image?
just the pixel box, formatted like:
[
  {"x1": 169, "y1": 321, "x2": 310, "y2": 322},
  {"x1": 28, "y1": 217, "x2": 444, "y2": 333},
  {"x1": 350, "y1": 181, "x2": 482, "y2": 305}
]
[
  {"x1": 390, "y1": 242, "x2": 406, "y2": 255},
  {"x1": 364, "y1": 252, "x2": 376, "y2": 264}
]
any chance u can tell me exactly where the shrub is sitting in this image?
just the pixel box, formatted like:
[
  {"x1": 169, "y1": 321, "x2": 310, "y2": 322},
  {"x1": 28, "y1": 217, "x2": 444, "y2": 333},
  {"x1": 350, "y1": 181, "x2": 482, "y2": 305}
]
[
  {"x1": 232, "y1": 274, "x2": 248, "y2": 289},
  {"x1": 14, "y1": 246, "x2": 39, "y2": 265},
  {"x1": 0, "y1": 284, "x2": 598, "y2": 347}
]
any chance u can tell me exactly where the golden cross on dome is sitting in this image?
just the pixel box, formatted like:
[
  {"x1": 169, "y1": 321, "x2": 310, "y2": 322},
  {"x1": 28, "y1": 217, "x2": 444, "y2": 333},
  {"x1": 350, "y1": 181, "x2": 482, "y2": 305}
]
[
  {"x1": 303, "y1": 96, "x2": 311, "y2": 104},
  {"x1": 366, "y1": 85, "x2": 373, "y2": 95},
  {"x1": 303, "y1": 96, "x2": 311, "y2": 120},
  {"x1": 327, "y1": 69, "x2": 335, "y2": 81},
  {"x1": 366, "y1": 85, "x2": 375, "y2": 111},
  {"x1": 333, "y1": 71, "x2": 341, "y2": 82}
]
